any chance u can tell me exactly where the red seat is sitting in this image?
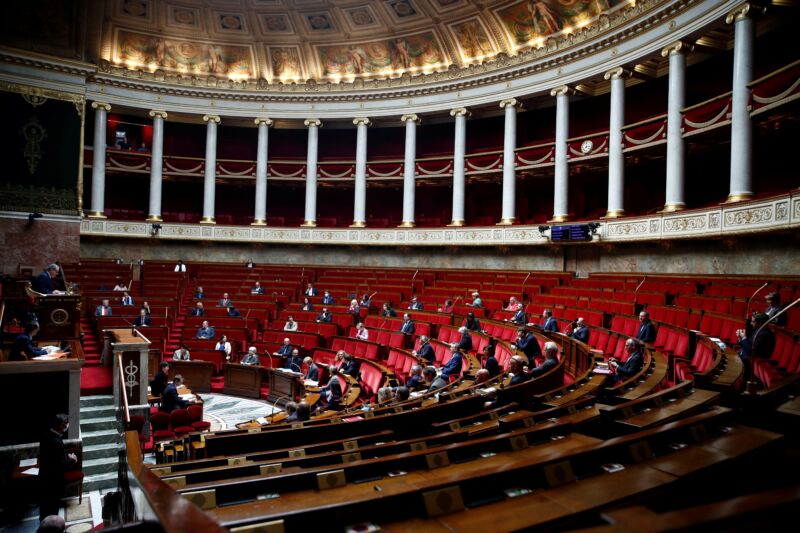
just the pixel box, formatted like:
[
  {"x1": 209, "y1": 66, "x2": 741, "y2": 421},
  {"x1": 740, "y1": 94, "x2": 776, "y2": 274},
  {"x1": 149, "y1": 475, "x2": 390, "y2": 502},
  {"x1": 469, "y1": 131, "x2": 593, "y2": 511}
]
[
  {"x1": 187, "y1": 404, "x2": 211, "y2": 431},
  {"x1": 170, "y1": 409, "x2": 195, "y2": 436},
  {"x1": 126, "y1": 415, "x2": 151, "y2": 451},
  {"x1": 150, "y1": 412, "x2": 174, "y2": 441}
]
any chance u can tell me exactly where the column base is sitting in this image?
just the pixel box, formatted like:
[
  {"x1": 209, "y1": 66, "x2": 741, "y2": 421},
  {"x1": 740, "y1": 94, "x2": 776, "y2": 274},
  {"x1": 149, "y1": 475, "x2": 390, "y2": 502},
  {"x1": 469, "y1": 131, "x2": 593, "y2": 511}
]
[
  {"x1": 496, "y1": 218, "x2": 516, "y2": 226},
  {"x1": 349, "y1": 221, "x2": 366, "y2": 228},
  {"x1": 146, "y1": 215, "x2": 163, "y2": 222},
  {"x1": 86, "y1": 211, "x2": 106, "y2": 219},
  {"x1": 724, "y1": 192, "x2": 754, "y2": 204},
  {"x1": 447, "y1": 219, "x2": 465, "y2": 227},
  {"x1": 199, "y1": 217, "x2": 216, "y2": 225},
  {"x1": 251, "y1": 219, "x2": 267, "y2": 226},
  {"x1": 548, "y1": 215, "x2": 570, "y2": 223},
  {"x1": 300, "y1": 220, "x2": 317, "y2": 227},
  {"x1": 660, "y1": 203, "x2": 686, "y2": 213},
  {"x1": 398, "y1": 221, "x2": 416, "y2": 228},
  {"x1": 601, "y1": 210, "x2": 625, "y2": 219}
]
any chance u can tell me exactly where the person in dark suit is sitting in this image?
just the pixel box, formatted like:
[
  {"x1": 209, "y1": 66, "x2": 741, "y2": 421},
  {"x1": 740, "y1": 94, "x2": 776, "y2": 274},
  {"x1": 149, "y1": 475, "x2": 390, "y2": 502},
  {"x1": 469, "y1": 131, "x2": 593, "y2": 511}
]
[
  {"x1": 134, "y1": 309, "x2": 151, "y2": 327},
  {"x1": 273, "y1": 338, "x2": 294, "y2": 357},
  {"x1": 738, "y1": 313, "x2": 776, "y2": 360},
  {"x1": 305, "y1": 283, "x2": 318, "y2": 296},
  {"x1": 217, "y1": 293, "x2": 233, "y2": 308},
  {"x1": 340, "y1": 353, "x2": 360, "y2": 378},
  {"x1": 196, "y1": 320, "x2": 215, "y2": 339},
  {"x1": 440, "y1": 345, "x2": 463, "y2": 379},
  {"x1": 381, "y1": 303, "x2": 397, "y2": 318},
  {"x1": 514, "y1": 328, "x2": 541, "y2": 366},
  {"x1": 38, "y1": 414, "x2": 77, "y2": 520},
  {"x1": 241, "y1": 347, "x2": 260, "y2": 366},
  {"x1": 508, "y1": 308, "x2": 527, "y2": 325},
  {"x1": 457, "y1": 326, "x2": 473, "y2": 351},
  {"x1": 9, "y1": 323, "x2": 47, "y2": 361},
  {"x1": 405, "y1": 365, "x2": 425, "y2": 391},
  {"x1": 414, "y1": 336, "x2": 435, "y2": 364},
  {"x1": 32, "y1": 264, "x2": 62, "y2": 295},
  {"x1": 482, "y1": 345, "x2": 500, "y2": 378},
  {"x1": 95, "y1": 299, "x2": 112, "y2": 317},
  {"x1": 150, "y1": 362, "x2": 170, "y2": 397},
  {"x1": 764, "y1": 292, "x2": 786, "y2": 326},
  {"x1": 611, "y1": 339, "x2": 645, "y2": 382},
  {"x1": 570, "y1": 317, "x2": 590, "y2": 343},
  {"x1": 227, "y1": 305, "x2": 241, "y2": 317},
  {"x1": 190, "y1": 302, "x2": 205, "y2": 316},
  {"x1": 408, "y1": 296, "x2": 424, "y2": 310},
  {"x1": 400, "y1": 313, "x2": 415, "y2": 335},
  {"x1": 508, "y1": 356, "x2": 531, "y2": 386},
  {"x1": 285, "y1": 349, "x2": 303, "y2": 372},
  {"x1": 283, "y1": 402, "x2": 299, "y2": 422},
  {"x1": 161, "y1": 374, "x2": 189, "y2": 413},
  {"x1": 301, "y1": 298, "x2": 313, "y2": 311},
  {"x1": 530, "y1": 342, "x2": 559, "y2": 378},
  {"x1": 316, "y1": 308, "x2": 332, "y2": 323},
  {"x1": 251, "y1": 281, "x2": 264, "y2": 295},
  {"x1": 636, "y1": 311, "x2": 656, "y2": 344},
  {"x1": 541, "y1": 309, "x2": 558, "y2": 332},
  {"x1": 322, "y1": 291, "x2": 335, "y2": 304},
  {"x1": 194, "y1": 286, "x2": 205, "y2": 299},
  {"x1": 120, "y1": 291, "x2": 135, "y2": 306},
  {"x1": 464, "y1": 312, "x2": 481, "y2": 332},
  {"x1": 318, "y1": 367, "x2": 343, "y2": 409},
  {"x1": 303, "y1": 357, "x2": 319, "y2": 381}
]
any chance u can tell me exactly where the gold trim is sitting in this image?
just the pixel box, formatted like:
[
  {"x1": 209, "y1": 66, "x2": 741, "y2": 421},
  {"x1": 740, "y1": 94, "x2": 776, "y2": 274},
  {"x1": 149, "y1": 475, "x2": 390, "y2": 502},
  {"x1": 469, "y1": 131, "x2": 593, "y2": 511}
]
[
  {"x1": 349, "y1": 221, "x2": 366, "y2": 227},
  {"x1": 447, "y1": 220, "x2": 465, "y2": 227},
  {"x1": 76, "y1": 99, "x2": 86, "y2": 216},
  {"x1": 724, "y1": 192, "x2": 754, "y2": 203},
  {"x1": 202, "y1": 115, "x2": 221, "y2": 124},
  {"x1": 602, "y1": 210, "x2": 626, "y2": 219},
  {"x1": 255, "y1": 118, "x2": 274, "y2": 127},
  {"x1": 146, "y1": 215, "x2": 163, "y2": 222},
  {"x1": 496, "y1": 217, "x2": 516, "y2": 226},
  {"x1": 301, "y1": 220, "x2": 317, "y2": 227},
  {"x1": 400, "y1": 114, "x2": 420, "y2": 124},
  {"x1": 304, "y1": 118, "x2": 322, "y2": 127},
  {"x1": 660, "y1": 203, "x2": 686, "y2": 213},
  {"x1": 549, "y1": 215, "x2": 570, "y2": 223},
  {"x1": 251, "y1": 219, "x2": 267, "y2": 226},
  {"x1": 398, "y1": 221, "x2": 416, "y2": 228},
  {"x1": 86, "y1": 211, "x2": 106, "y2": 219},
  {"x1": 200, "y1": 216, "x2": 216, "y2": 224},
  {"x1": 352, "y1": 118, "x2": 371, "y2": 127}
]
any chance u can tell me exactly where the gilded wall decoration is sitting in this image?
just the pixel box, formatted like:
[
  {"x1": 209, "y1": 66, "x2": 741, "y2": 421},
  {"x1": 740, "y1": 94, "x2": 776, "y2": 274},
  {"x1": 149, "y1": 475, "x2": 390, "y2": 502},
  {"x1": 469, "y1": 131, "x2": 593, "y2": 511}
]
[
  {"x1": 258, "y1": 14, "x2": 293, "y2": 34},
  {"x1": 268, "y1": 46, "x2": 304, "y2": 80},
  {"x1": 317, "y1": 32, "x2": 445, "y2": 77},
  {"x1": 449, "y1": 18, "x2": 496, "y2": 61},
  {"x1": 114, "y1": 28, "x2": 255, "y2": 77},
  {"x1": 344, "y1": 6, "x2": 380, "y2": 28},
  {"x1": 119, "y1": 0, "x2": 151, "y2": 21},
  {"x1": 20, "y1": 117, "x2": 46, "y2": 174},
  {"x1": 386, "y1": 0, "x2": 420, "y2": 19},
  {"x1": 304, "y1": 12, "x2": 336, "y2": 32},
  {"x1": 724, "y1": 207, "x2": 773, "y2": 227},
  {"x1": 167, "y1": 6, "x2": 202, "y2": 29},
  {"x1": 215, "y1": 12, "x2": 247, "y2": 33}
]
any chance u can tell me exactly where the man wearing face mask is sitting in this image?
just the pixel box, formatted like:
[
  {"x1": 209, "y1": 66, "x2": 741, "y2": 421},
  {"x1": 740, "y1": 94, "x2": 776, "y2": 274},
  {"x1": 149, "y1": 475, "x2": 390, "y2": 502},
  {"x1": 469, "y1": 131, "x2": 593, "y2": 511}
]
[{"x1": 38, "y1": 414, "x2": 77, "y2": 520}]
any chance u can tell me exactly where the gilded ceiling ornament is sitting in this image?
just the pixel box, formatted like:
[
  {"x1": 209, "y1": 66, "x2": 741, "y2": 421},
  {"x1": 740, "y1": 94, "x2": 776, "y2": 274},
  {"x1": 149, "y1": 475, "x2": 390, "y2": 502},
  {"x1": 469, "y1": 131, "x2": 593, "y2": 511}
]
[
  {"x1": 20, "y1": 116, "x2": 47, "y2": 174},
  {"x1": 22, "y1": 93, "x2": 47, "y2": 107}
]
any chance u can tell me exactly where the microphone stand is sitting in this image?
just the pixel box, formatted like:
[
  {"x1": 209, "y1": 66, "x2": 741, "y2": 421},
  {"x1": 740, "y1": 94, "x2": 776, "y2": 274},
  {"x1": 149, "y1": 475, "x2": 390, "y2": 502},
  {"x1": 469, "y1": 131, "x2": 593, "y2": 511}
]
[
  {"x1": 746, "y1": 282, "x2": 770, "y2": 319},
  {"x1": 634, "y1": 275, "x2": 647, "y2": 305},
  {"x1": 521, "y1": 272, "x2": 531, "y2": 302},
  {"x1": 755, "y1": 297, "x2": 800, "y2": 337},
  {"x1": 268, "y1": 394, "x2": 293, "y2": 424}
]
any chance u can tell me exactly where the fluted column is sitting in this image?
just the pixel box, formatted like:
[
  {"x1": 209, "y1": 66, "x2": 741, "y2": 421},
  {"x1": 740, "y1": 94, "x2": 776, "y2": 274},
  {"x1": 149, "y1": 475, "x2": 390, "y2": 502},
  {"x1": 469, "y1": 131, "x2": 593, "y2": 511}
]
[
  {"x1": 253, "y1": 118, "x2": 273, "y2": 225},
  {"x1": 88, "y1": 102, "x2": 110, "y2": 218},
  {"x1": 662, "y1": 41, "x2": 691, "y2": 212},
  {"x1": 351, "y1": 117, "x2": 371, "y2": 227},
  {"x1": 604, "y1": 68, "x2": 629, "y2": 218},
  {"x1": 498, "y1": 98, "x2": 521, "y2": 225},
  {"x1": 449, "y1": 108, "x2": 470, "y2": 226},
  {"x1": 726, "y1": 3, "x2": 757, "y2": 202},
  {"x1": 146, "y1": 110, "x2": 167, "y2": 222},
  {"x1": 399, "y1": 114, "x2": 420, "y2": 227},
  {"x1": 201, "y1": 115, "x2": 220, "y2": 224},
  {"x1": 551, "y1": 86, "x2": 571, "y2": 222},
  {"x1": 302, "y1": 118, "x2": 322, "y2": 227}
]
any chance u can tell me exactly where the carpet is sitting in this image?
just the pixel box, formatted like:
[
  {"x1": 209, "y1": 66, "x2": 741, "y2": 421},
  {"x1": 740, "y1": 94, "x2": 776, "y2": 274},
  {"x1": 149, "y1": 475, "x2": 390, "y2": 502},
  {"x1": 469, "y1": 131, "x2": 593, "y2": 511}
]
[{"x1": 80, "y1": 366, "x2": 112, "y2": 396}]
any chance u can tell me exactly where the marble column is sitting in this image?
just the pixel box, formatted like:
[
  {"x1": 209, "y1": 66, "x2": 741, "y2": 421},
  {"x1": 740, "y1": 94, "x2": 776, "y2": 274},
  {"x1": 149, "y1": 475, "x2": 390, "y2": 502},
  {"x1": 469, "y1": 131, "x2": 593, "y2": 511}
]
[
  {"x1": 252, "y1": 118, "x2": 273, "y2": 225},
  {"x1": 351, "y1": 117, "x2": 371, "y2": 227},
  {"x1": 302, "y1": 119, "x2": 322, "y2": 227},
  {"x1": 449, "y1": 108, "x2": 470, "y2": 226},
  {"x1": 604, "y1": 68, "x2": 629, "y2": 218},
  {"x1": 498, "y1": 98, "x2": 521, "y2": 225},
  {"x1": 88, "y1": 102, "x2": 110, "y2": 218},
  {"x1": 399, "y1": 114, "x2": 420, "y2": 227},
  {"x1": 146, "y1": 110, "x2": 167, "y2": 222},
  {"x1": 201, "y1": 115, "x2": 220, "y2": 224},
  {"x1": 551, "y1": 86, "x2": 571, "y2": 222},
  {"x1": 662, "y1": 41, "x2": 691, "y2": 212},
  {"x1": 726, "y1": 3, "x2": 757, "y2": 202}
]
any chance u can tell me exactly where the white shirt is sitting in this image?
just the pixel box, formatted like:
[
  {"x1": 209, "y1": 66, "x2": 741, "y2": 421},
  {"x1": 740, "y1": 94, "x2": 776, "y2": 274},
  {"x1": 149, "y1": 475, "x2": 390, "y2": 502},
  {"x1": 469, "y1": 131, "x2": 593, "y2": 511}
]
[
  {"x1": 174, "y1": 264, "x2": 186, "y2": 272},
  {"x1": 215, "y1": 341, "x2": 232, "y2": 355},
  {"x1": 356, "y1": 328, "x2": 369, "y2": 341},
  {"x1": 284, "y1": 321, "x2": 298, "y2": 332}
]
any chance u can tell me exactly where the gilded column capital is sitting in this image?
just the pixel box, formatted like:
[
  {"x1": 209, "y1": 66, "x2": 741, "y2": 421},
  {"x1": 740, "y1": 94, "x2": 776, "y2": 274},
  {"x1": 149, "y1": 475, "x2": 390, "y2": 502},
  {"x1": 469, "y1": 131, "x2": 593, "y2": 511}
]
[
  {"x1": 661, "y1": 41, "x2": 694, "y2": 58},
  {"x1": 203, "y1": 114, "x2": 221, "y2": 124},
  {"x1": 353, "y1": 117, "x2": 371, "y2": 126},
  {"x1": 550, "y1": 85, "x2": 572, "y2": 97},
  {"x1": 603, "y1": 67, "x2": 632, "y2": 80},
  {"x1": 304, "y1": 118, "x2": 322, "y2": 127},
  {"x1": 149, "y1": 110, "x2": 168, "y2": 120},
  {"x1": 400, "y1": 113, "x2": 420, "y2": 124},
  {"x1": 254, "y1": 117, "x2": 274, "y2": 127},
  {"x1": 91, "y1": 101, "x2": 111, "y2": 112},
  {"x1": 450, "y1": 108, "x2": 471, "y2": 118},
  {"x1": 499, "y1": 98, "x2": 522, "y2": 109},
  {"x1": 725, "y1": 2, "x2": 765, "y2": 24}
]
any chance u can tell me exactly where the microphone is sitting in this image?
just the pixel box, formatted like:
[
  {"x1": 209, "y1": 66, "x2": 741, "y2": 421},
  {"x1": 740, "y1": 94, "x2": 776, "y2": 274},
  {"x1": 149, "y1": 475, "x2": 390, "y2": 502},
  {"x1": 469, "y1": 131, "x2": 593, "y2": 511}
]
[
  {"x1": 291, "y1": 362, "x2": 302, "y2": 373},
  {"x1": 634, "y1": 275, "x2": 647, "y2": 304},
  {"x1": 268, "y1": 394, "x2": 293, "y2": 423},
  {"x1": 746, "y1": 282, "x2": 770, "y2": 319}
]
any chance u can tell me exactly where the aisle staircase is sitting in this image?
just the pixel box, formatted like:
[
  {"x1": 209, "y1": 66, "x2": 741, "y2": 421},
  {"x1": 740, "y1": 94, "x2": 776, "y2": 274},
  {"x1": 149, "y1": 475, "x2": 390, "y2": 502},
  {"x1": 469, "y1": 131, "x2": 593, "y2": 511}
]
[
  {"x1": 79, "y1": 395, "x2": 119, "y2": 492},
  {"x1": 80, "y1": 316, "x2": 112, "y2": 396}
]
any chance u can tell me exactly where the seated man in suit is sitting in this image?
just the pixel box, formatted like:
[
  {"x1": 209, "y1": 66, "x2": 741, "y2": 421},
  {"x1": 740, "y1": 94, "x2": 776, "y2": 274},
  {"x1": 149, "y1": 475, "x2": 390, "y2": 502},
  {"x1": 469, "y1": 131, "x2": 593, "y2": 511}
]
[
  {"x1": 381, "y1": 303, "x2": 397, "y2": 318},
  {"x1": 283, "y1": 402, "x2": 299, "y2": 422},
  {"x1": 530, "y1": 341, "x2": 559, "y2": 378},
  {"x1": 196, "y1": 320, "x2": 215, "y2": 340},
  {"x1": 217, "y1": 292, "x2": 233, "y2": 308},
  {"x1": 227, "y1": 305, "x2": 241, "y2": 317},
  {"x1": 194, "y1": 286, "x2": 205, "y2": 299},
  {"x1": 513, "y1": 328, "x2": 541, "y2": 366},
  {"x1": 173, "y1": 260, "x2": 186, "y2": 273},
  {"x1": 285, "y1": 349, "x2": 303, "y2": 372},
  {"x1": 405, "y1": 365, "x2": 425, "y2": 391},
  {"x1": 173, "y1": 346, "x2": 190, "y2": 361},
  {"x1": 610, "y1": 338, "x2": 645, "y2": 382},
  {"x1": 134, "y1": 308, "x2": 151, "y2": 327},
  {"x1": 190, "y1": 301, "x2": 205, "y2": 317},
  {"x1": 570, "y1": 317, "x2": 590, "y2": 343},
  {"x1": 273, "y1": 337, "x2": 293, "y2": 357},
  {"x1": 508, "y1": 356, "x2": 531, "y2": 386},
  {"x1": 540, "y1": 309, "x2": 558, "y2": 332},
  {"x1": 240, "y1": 346, "x2": 260, "y2": 366},
  {"x1": 636, "y1": 311, "x2": 656, "y2": 344},
  {"x1": 457, "y1": 326, "x2": 472, "y2": 351},
  {"x1": 317, "y1": 367, "x2": 343, "y2": 410},
  {"x1": 507, "y1": 307, "x2": 527, "y2": 325},
  {"x1": 95, "y1": 299, "x2": 112, "y2": 317},
  {"x1": 305, "y1": 283, "x2": 318, "y2": 296},
  {"x1": 482, "y1": 344, "x2": 500, "y2": 378},
  {"x1": 400, "y1": 313, "x2": 415, "y2": 335},
  {"x1": 738, "y1": 312, "x2": 776, "y2": 361},
  {"x1": 408, "y1": 296, "x2": 424, "y2": 310},
  {"x1": 251, "y1": 281, "x2": 264, "y2": 295},
  {"x1": 284, "y1": 316, "x2": 298, "y2": 332},
  {"x1": 32, "y1": 263, "x2": 63, "y2": 295},
  {"x1": 150, "y1": 362, "x2": 170, "y2": 397},
  {"x1": 322, "y1": 291, "x2": 335, "y2": 305},
  {"x1": 474, "y1": 368, "x2": 491, "y2": 385},
  {"x1": 161, "y1": 374, "x2": 190, "y2": 413},
  {"x1": 9, "y1": 323, "x2": 48, "y2": 361},
  {"x1": 120, "y1": 291, "x2": 135, "y2": 306},
  {"x1": 413, "y1": 336, "x2": 435, "y2": 364},
  {"x1": 439, "y1": 344, "x2": 463, "y2": 380},
  {"x1": 316, "y1": 308, "x2": 332, "y2": 323},
  {"x1": 340, "y1": 353, "x2": 360, "y2": 378},
  {"x1": 303, "y1": 356, "x2": 319, "y2": 381},
  {"x1": 764, "y1": 292, "x2": 786, "y2": 326}
]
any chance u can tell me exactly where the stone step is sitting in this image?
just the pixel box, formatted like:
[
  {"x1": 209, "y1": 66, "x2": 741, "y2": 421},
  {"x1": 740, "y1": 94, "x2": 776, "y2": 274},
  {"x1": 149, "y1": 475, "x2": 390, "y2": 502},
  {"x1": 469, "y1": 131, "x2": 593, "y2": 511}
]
[
  {"x1": 82, "y1": 429, "x2": 119, "y2": 447},
  {"x1": 83, "y1": 457, "x2": 120, "y2": 477},
  {"x1": 84, "y1": 472, "x2": 118, "y2": 493},
  {"x1": 81, "y1": 416, "x2": 118, "y2": 433},
  {"x1": 81, "y1": 405, "x2": 117, "y2": 418},
  {"x1": 80, "y1": 395, "x2": 114, "y2": 408},
  {"x1": 83, "y1": 442, "x2": 121, "y2": 462}
]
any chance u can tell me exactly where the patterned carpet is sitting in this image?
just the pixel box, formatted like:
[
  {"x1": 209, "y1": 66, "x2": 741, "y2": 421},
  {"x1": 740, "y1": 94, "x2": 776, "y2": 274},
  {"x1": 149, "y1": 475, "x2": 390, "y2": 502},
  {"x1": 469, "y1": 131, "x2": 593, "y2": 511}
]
[{"x1": 202, "y1": 393, "x2": 279, "y2": 431}]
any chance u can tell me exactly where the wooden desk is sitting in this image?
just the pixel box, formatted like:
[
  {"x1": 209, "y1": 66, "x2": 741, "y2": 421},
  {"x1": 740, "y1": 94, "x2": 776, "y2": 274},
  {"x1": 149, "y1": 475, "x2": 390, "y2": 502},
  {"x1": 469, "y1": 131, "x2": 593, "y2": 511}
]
[
  {"x1": 224, "y1": 363, "x2": 263, "y2": 399},
  {"x1": 170, "y1": 360, "x2": 214, "y2": 393},
  {"x1": 266, "y1": 369, "x2": 303, "y2": 405}
]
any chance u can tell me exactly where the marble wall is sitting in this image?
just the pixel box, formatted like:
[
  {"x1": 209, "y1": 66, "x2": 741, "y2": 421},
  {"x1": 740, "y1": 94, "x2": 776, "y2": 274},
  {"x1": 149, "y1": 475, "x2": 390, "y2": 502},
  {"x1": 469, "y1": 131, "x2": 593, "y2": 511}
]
[
  {"x1": 80, "y1": 233, "x2": 800, "y2": 277},
  {"x1": 0, "y1": 216, "x2": 81, "y2": 275}
]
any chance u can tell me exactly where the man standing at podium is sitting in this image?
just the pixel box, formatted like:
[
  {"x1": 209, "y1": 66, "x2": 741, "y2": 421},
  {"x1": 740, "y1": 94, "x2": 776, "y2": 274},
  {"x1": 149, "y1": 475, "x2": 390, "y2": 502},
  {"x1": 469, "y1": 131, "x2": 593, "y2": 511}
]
[{"x1": 33, "y1": 264, "x2": 63, "y2": 295}]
